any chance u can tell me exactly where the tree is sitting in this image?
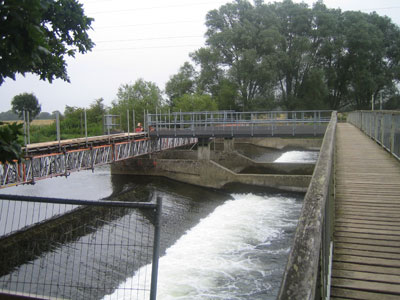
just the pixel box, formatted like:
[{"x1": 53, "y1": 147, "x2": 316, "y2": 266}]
[
  {"x1": 11, "y1": 93, "x2": 41, "y2": 121},
  {"x1": 165, "y1": 62, "x2": 197, "y2": 105},
  {"x1": 172, "y1": 94, "x2": 218, "y2": 112},
  {"x1": 187, "y1": 0, "x2": 400, "y2": 111},
  {"x1": 0, "y1": 0, "x2": 94, "y2": 84},
  {"x1": 0, "y1": 121, "x2": 23, "y2": 163},
  {"x1": 112, "y1": 79, "x2": 163, "y2": 127}
]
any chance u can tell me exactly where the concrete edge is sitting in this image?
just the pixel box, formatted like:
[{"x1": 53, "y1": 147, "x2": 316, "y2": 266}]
[{"x1": 277, "y1": 111, "x2": 337, "y2": 300}]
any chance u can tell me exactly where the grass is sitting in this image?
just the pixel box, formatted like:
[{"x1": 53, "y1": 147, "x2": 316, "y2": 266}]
[{"x1": 2, "y1": 119, "x2": 55, "y2": 126}]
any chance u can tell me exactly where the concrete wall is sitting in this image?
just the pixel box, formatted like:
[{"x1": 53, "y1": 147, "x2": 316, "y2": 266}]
[
  {"x1": 234, "y1": 137, "x2": 322, "y2": 150},
  {"x1": 213, "y1": 151, "x2": 315, "y2": 175},
  {"x1": 112, "y1": 157, "x2": 311, "y2": 192}
]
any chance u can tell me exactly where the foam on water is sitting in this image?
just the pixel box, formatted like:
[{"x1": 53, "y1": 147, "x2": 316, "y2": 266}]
[
  {"x1": 274, "y1": 150, "x2": 318, "y2": 163},
  {"x1": 104, "y1": 193, "x2": 301, "y2": 300}
]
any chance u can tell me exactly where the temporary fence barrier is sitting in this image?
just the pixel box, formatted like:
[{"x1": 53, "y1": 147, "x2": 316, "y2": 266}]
[{"x1": 0, "y1": 194, "x2": 162, "y2": 300}]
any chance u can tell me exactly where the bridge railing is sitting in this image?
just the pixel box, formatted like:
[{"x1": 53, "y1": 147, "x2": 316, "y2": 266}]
[
  {"x1": 147, "y1": 110, "x2": 332, "y2": 135},
  {"x1": 0, "y1": 137, "x2": 197, "y2": 188},
  {"x1": 347, "y1": 110, "x2": 400, "y2": 160},
  {"x1": 278, "y1": 111, "x2": 337, "y2": 300},
  {"x1": 0, "y1": 194, "x2": 162, "y2": 300}
]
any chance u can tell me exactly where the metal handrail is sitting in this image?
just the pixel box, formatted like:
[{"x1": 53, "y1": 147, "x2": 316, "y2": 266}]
[{"x1": 347, "y1": 110, "x2": 400, "y2": 160}]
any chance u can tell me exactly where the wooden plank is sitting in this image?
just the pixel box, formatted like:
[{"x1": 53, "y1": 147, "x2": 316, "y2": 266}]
[
  {"x1": 335, "y1": 214, "x2": 400, "y2": 223},
  {"x1": 335, "y1": 226, "x2": 400, "y2": 236},
  {"x1": 335, "y1": 242, "x2": 400, "y2": 254},
  {"x1": 335, "y1": 221, "x2": 400, "y2": 230},
  {"x1": 331, "y1": 278, "x2": 400, "y2": 294},
  {"x1": 331, "y1": 287, "x2": 400, "y2": 300},
  {"x1": 331, "y1": 123, "x2": 400, "y2": 297},
  {"x1": 335, "y1": 230, "x2": 400, "y2": 241},
  {"x1": 334, "y1": 248, "x2": 400, "y2": 260},
  {"x1": 334, "y1": 236, "x2": 400, "y2": 248},
  {"x1": 332, "y1": 269, "x2": 400, "y2": 284},
  {"x1": 333, "y1": 262, "x2": 400, "y2": 276},
  {"x1": 334, "y1": 254, "x2": 400, "y2": 268}
]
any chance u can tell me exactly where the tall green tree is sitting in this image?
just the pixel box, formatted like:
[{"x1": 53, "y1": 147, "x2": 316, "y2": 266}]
[
  {"x1": 11, "y1": 92, "x2": 41, "y2": 121},
  {"x1": 181, "y1": 0, "x2": 400, "y2": 111},
  {"x1": 112, "y1": 79, "x2": 163, "y2": 128},
  {"x1": 0, "y1": 0, "x2": 94, "y2": 84},
  {"x1": 165, "y1": 62, "x2": 197, "y2": 106}
]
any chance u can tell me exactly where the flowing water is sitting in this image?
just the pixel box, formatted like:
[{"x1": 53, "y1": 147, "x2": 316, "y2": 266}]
[{"x1": 0, "y1": 149, "x2": 313, "y2": 299}]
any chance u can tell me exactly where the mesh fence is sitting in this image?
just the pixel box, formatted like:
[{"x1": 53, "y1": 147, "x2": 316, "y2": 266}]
[{"x1": 0, "y1": 195, "x2": 161, "y2": 300}]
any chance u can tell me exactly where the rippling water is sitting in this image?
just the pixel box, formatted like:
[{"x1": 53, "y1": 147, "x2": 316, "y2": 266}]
[
  {"x1": 105, "y1": 193, "x2": 302, "y2": 300},
  {"x1": 0, "y1": 149, "x2": 311, "y2": 299}
]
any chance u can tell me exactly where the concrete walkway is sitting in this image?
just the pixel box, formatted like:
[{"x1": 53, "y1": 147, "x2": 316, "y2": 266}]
[{"x1": 331, "y1": 123, "x2": 400, "y2": 299}]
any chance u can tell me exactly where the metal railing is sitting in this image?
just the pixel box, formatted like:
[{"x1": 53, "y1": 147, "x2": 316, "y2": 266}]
[
  {"x1": 146, "y1": 110, "x2": 332, "y2": 137},
  {"x1": 0, "y1": 137, "x2": 197, "y2": 188},
  {"x1": 0, "y1": 194, "x2": 162, "y2": 300},
  {"x1": 278, "y1": 111, "x2": 337, "y2": 300},
  {"x1": 347, "y1": 110, "x2": 400, "y2": 160}
]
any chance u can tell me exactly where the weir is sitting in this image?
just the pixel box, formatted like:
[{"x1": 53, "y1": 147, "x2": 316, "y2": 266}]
[{"x1": 111, "y1": 137, "x2": 319, "y2": 192}]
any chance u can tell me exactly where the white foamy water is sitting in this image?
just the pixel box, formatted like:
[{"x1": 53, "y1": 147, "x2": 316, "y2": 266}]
[
  {"x1": 104, "y1": 193, "x2": 301, "y2": 300},
  {"x1": 274, "y1": 151, "x2": 318, "y2": 163}
]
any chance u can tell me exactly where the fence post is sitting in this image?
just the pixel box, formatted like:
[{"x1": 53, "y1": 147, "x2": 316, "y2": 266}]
[
  {"x1": 23, "y1": 110, "x2": 27, "y2": 146},
  {"x1": 56, "y1": 111, "x2": 61, "y2": 146},
  {"x1": 150, "y1": 195, "x2": 162, "y2": 300},
  {"x1": 127, "y1": 109, "x2": 130, "y2": 136},
  {"x1": 27, "y1": 111, "x2": 31, "y2": 144},
  {"x1": 84, "y1": 109, "x2": 88, "y2": 146},
  {"x1": 390, "y1": 112, "x2": 396, "y2": 154}
]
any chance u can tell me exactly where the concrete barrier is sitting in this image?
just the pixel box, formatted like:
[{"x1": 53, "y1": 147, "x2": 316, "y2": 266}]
[
  {"x1": 111, "y1": 157, "x2": 311, "y2": 192},
  {"x1": 277, "y1": 111, "x2": 337, "y2": 300}
]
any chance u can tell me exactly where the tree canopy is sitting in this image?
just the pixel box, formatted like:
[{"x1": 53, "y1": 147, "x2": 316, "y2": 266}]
[
  {"x1": 11, "y1": 92, "x2": 41, "y2": 121},
  {"x1": 165, "y1": 0, "x2": 400, "y2": 111},
  {"x1": 0, "y1": 0, "x2": 94, "y2": 85},
  {"x1": 111, "y1": 79, "x2": 164, "y2": 128}
]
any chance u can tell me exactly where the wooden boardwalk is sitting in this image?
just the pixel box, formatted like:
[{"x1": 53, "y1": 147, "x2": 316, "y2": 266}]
[{"x1": 331, "y1": 123, "x2": 400, "y2": 299}]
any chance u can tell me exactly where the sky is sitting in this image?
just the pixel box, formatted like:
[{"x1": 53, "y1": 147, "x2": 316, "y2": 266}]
[{"x1": 1, "y1": 0, "x2": 400, "y2": 114}]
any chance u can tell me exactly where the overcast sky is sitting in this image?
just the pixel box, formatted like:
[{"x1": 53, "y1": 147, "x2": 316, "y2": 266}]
[{"x1": 1, "y1": 0, "x2": 400, "y2": 114}]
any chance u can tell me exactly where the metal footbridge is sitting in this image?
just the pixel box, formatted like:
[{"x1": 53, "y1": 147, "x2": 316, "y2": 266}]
[
  {"x1": 0, "y1": 110, "x2": 331, "y2": 189},
  {"x1": 147, "y1": 110, "x2": 331, "y2": 138},
  {"x1": 0, "y1": 132, "x2": 196, "y2": 188}
]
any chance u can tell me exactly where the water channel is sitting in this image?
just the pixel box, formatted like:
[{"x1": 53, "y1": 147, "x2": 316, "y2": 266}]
[{"x1": 0, "y1": 149, "x2": 318, "y2": 300}]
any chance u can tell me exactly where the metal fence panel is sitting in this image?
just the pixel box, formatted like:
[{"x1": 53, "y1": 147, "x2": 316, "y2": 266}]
[{"x1": 0, "y1": 195, "x2": 161, "y2": 300}]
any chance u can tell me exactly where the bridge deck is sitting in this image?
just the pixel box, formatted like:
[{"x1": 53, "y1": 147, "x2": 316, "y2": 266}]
[{"x1": 331, "y1": 123, "x2": 400, "y2": 299}]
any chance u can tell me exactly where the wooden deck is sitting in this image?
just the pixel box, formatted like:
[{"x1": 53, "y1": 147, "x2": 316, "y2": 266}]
[{"x1": 331, "y1": 123, "x2": 400, "y2": 299}]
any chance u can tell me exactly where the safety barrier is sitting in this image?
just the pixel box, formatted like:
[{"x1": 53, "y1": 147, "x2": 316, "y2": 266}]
[
  {"x1": 0, "y1": 194, "x2": 162, "y2": 300},
  {"x1": 347, "y1": 110, "x2": 400, "y2": 160},
  {"x1": 0, "y1": 137, "x2": 197, "y2": 188},
  {"x1": 278, "y1": 111, "x2": 337, "y2": 300},
  {"x1": 147, "y1": 110, "x2": 332, "y2": 138}
]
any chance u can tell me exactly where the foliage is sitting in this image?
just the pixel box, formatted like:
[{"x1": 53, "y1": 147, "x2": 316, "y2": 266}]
[
  {"x1": 0, "y1": 122, "x2": 23, "y2": 163},
  {"x1": 172, "y1": 94, "x2": 218, "y2": 112},
  {"x1": 112, "y1": 79, "x2": 163, "y2": 129},
  {"x1": 11, "y1": 92, "x2": 41, "y2": 121},
  {"x1": 0, "y1": 110, "x2": 19, "y2": 121},
  {"x1": 0, "y1": 0, "x2": 94, "y2": 84},
  {"x1": 166, "y1": 0, "x2": 400, "y2": 111},
  {"x1": 165, "y1": 62, "x2": 197, "y2": 106}
]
